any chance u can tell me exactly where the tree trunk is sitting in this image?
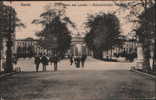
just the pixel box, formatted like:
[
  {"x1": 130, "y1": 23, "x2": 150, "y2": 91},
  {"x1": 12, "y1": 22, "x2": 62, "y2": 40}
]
[
  {"x1": 0, "y1": 49, "x2": 1, "y2": 72},
  {"x1": 110, "y1": 48, "x2": 113, "y2": 59},
  {"x1": 93, "y1": 49, "x2": 103, "y2": 60},
  {"x1": 142, "y1": 0, "x2": 151, "y2": 72},
  {"x1": 153, "y1": 39, "x2": 156, "y2": 72},
  {"x1": 142, "y1": 41, "x2": 151, "y2": 72},
  {"x1": 5, "y1": 36, "x2": 13, "y2": 73},
  {"x1": 0, "y1": 39, "x2": 2, "y2": 72}
]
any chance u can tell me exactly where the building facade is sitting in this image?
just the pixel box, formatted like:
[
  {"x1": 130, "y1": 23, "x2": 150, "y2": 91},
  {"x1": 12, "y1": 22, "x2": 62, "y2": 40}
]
[
  {"x1": 15, "y1": 35, "x2": 91, "y2": 58},
  {"x1": 15, "y1": 38, "x2": 51, "y2": 57},
  {"x1": 70, "y1": 34, "x2": 92, "y2": 56}
]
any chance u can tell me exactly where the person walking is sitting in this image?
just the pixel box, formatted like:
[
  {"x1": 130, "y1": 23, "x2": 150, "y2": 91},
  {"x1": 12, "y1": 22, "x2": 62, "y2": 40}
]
[
  {"x1": 49, "y1": 56, "x2": 54, "y2": 65},
  {"x1": 74, "y1": 56, "x2": 78, "y2": 67},
  {"x1": 81, "y1": 55, "x2": 87, "y2": 68},
  {"x1": 12, "y1": 54, "x2": 18, "y2": 67},
  {"x1": 49, "y1": 56, "x2": 55, "y2": 71},
  {"x1": 53, "y1": 55, "x2": 59, "y2": 72},
  {"x1": 34, "y1": 56, "x2": 40, "y2": 72},
  {"x1": 41, "y1": 55, "x2": 48, "y2": 72},
  {"x1": 74, "y1": 56, "x2": 80, "y2": 68},
  {"x1": 69, "y1": 55, "x2": 73, "y2": 65}
]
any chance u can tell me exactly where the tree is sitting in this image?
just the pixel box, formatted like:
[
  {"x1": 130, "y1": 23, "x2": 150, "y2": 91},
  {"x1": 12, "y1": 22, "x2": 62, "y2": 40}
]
[
  {"x1": 0, "y1": 2, "x2": 25, "y2": 72},
  {"x1": 114, "y1": 0, "x2": 155, "y2": 72},
  {"x1": 136, "y1": 3, "x2": 156, "y2": 71},
  {"x1": 85, "y1": 13, "x2": 122, "y2": 59},
  {"x1": 32, "y1": 4, "x2": 74, "y2": 57}
]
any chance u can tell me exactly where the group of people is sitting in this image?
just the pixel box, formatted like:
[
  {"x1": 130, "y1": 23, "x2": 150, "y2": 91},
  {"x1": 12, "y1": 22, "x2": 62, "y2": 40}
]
[
  {"x1": 34, "y1": 54, "x2": 87, "y2": 72},
  {"x1": 69, "y1": 55, "x2": 87, "y2": 68},
  {"x1": 34, "y1": 55, "x2": 59, "y2": 72}
]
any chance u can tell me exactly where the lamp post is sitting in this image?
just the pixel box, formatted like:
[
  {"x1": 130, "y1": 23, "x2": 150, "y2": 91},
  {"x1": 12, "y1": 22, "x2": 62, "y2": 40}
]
[
  {"x1": 0, "y1": 47, "x2": 1, "y2": 72},
  {"x1": 153, "y1": 39, "x2": 156, "y2": 72},
  {"x1": 149, "y1": 38, "x2": 155, "y2": 71},
  {"x1": 135, "y1": 35, "x2": 144, "y2": 70}
]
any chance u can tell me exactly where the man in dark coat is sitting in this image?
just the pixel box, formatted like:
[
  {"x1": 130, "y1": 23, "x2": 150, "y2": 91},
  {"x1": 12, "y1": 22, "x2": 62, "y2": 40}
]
[
  {"x1": 81, "y1": 55, "x2": 87, "y2": 68},
  {"x1": 41, "y1": 55, "x2": 48, "y2": 72},
  {"x1": 34, "y1": 56, "x2": 40, "y2": 72},
  {"x1": 49, "y1": 56, "x2": 54, "y2": 66},
  {"x1": 69, "y1": 55, "x2": 73, "y2": 65},
  {"x1": 74, "y1": 56, "x2": 80, "y2": 68},
  {"x1": 53, "y1": 55, "x2": 59, "y2": 72},
  {"x1": 49, "y1": 56, "x2": 55, "y2": 71}
]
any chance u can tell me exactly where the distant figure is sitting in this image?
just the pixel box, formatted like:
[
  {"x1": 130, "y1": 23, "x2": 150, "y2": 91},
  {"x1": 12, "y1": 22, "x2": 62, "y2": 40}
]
[
  {"x1": 2, "y1": 61, "x2": 7, "y2": 72},
  {"x1": 53, "y1": 55, "x2": 59, "y2": 72},
  {"x1": 34, "y1": 56, "x2": 41, "y2": 72},
  {"x1": 69, "y1": 55, "x2": 73, "y2": 65},
  {"x1": 49, "y1": 56, "x2": 54, "y2": 66},
  {"x1": 41, "y1": 55, "x2": 48, "y2": 72},
  {"x1": 74, "y1": 56, "x2": 80, "y2": 68},
  {"x1": 13, "y1": 54, "x2": 18, "y2": 65},
  {"x1": 81, "y1": 55, "x2": 87, "y2": 68}
]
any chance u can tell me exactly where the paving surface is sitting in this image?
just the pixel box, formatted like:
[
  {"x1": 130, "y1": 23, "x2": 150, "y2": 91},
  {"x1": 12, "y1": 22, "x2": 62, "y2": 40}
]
[
  {"x1": 0, "y1": 57, "x2": 155, "y2": 100},
  {"x1": 15, "y1": 57, "x2": 135, "y2": 71}
]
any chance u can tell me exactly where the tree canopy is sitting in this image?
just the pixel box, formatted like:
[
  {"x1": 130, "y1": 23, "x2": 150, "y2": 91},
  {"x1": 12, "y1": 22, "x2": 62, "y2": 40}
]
[
  {"x1": 32, "y1": 4, "x2": 74, "y2": 57},
  {"x1": 137, "y1": 3, "x2": 156, "y2": 41},
  {"x1": 85, "y1": 13, "x2": 122, "y2": 59},
  {"x1": 0, "y1": 2, "x2": 25, "y2": 37}
]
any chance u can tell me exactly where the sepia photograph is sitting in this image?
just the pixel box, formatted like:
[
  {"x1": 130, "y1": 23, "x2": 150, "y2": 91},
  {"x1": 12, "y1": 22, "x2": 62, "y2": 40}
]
[{"x1": 0, "y1": 0, "x2": 156, "y2": 100}]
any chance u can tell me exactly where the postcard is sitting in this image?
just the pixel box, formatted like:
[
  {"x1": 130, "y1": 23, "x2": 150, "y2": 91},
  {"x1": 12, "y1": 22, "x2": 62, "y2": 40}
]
[{"x1": 0, "y1": 0, "x2": 156, "y2": 100}]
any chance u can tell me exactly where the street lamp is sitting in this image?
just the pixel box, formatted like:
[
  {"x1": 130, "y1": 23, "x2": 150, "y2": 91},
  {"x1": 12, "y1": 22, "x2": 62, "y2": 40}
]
[
  {"x1": 135, "y1": 34, "x2": 144, "y2": 70},
  {"x1": 149, "y1": 37, "x2": 155, "y2": 71}
]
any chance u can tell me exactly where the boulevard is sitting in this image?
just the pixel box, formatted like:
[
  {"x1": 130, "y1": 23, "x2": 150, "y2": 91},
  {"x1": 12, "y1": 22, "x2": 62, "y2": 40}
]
[{"x1": 0, "y1": 57, "x2": 155, "y2": 100}]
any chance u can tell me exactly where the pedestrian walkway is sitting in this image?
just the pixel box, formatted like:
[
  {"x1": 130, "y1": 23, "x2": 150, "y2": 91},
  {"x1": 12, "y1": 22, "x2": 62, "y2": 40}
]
[
  {"x1": 0, "y1": 69, "x2": 155, "y2": 100},
  {"x1": 15, "y1": 57, "x2": 135, "y2": 72}
]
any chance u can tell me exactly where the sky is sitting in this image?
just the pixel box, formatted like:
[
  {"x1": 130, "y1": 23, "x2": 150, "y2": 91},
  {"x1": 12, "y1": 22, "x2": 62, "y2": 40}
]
[{"x1": 4, "y1": 1, "x2": 136, "y2": 39}]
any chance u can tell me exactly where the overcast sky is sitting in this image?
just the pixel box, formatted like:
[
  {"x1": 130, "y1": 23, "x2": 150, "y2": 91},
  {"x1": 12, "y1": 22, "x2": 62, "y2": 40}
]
[{"x1": 4, "y1": 1, "x2": 136, "y2": 39}]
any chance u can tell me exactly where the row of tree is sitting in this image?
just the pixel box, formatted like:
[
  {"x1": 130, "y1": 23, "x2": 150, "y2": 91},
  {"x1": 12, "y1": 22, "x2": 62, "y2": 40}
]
[{"x1": 32, "y1": 4, "x2": 123, "y2": 60}]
